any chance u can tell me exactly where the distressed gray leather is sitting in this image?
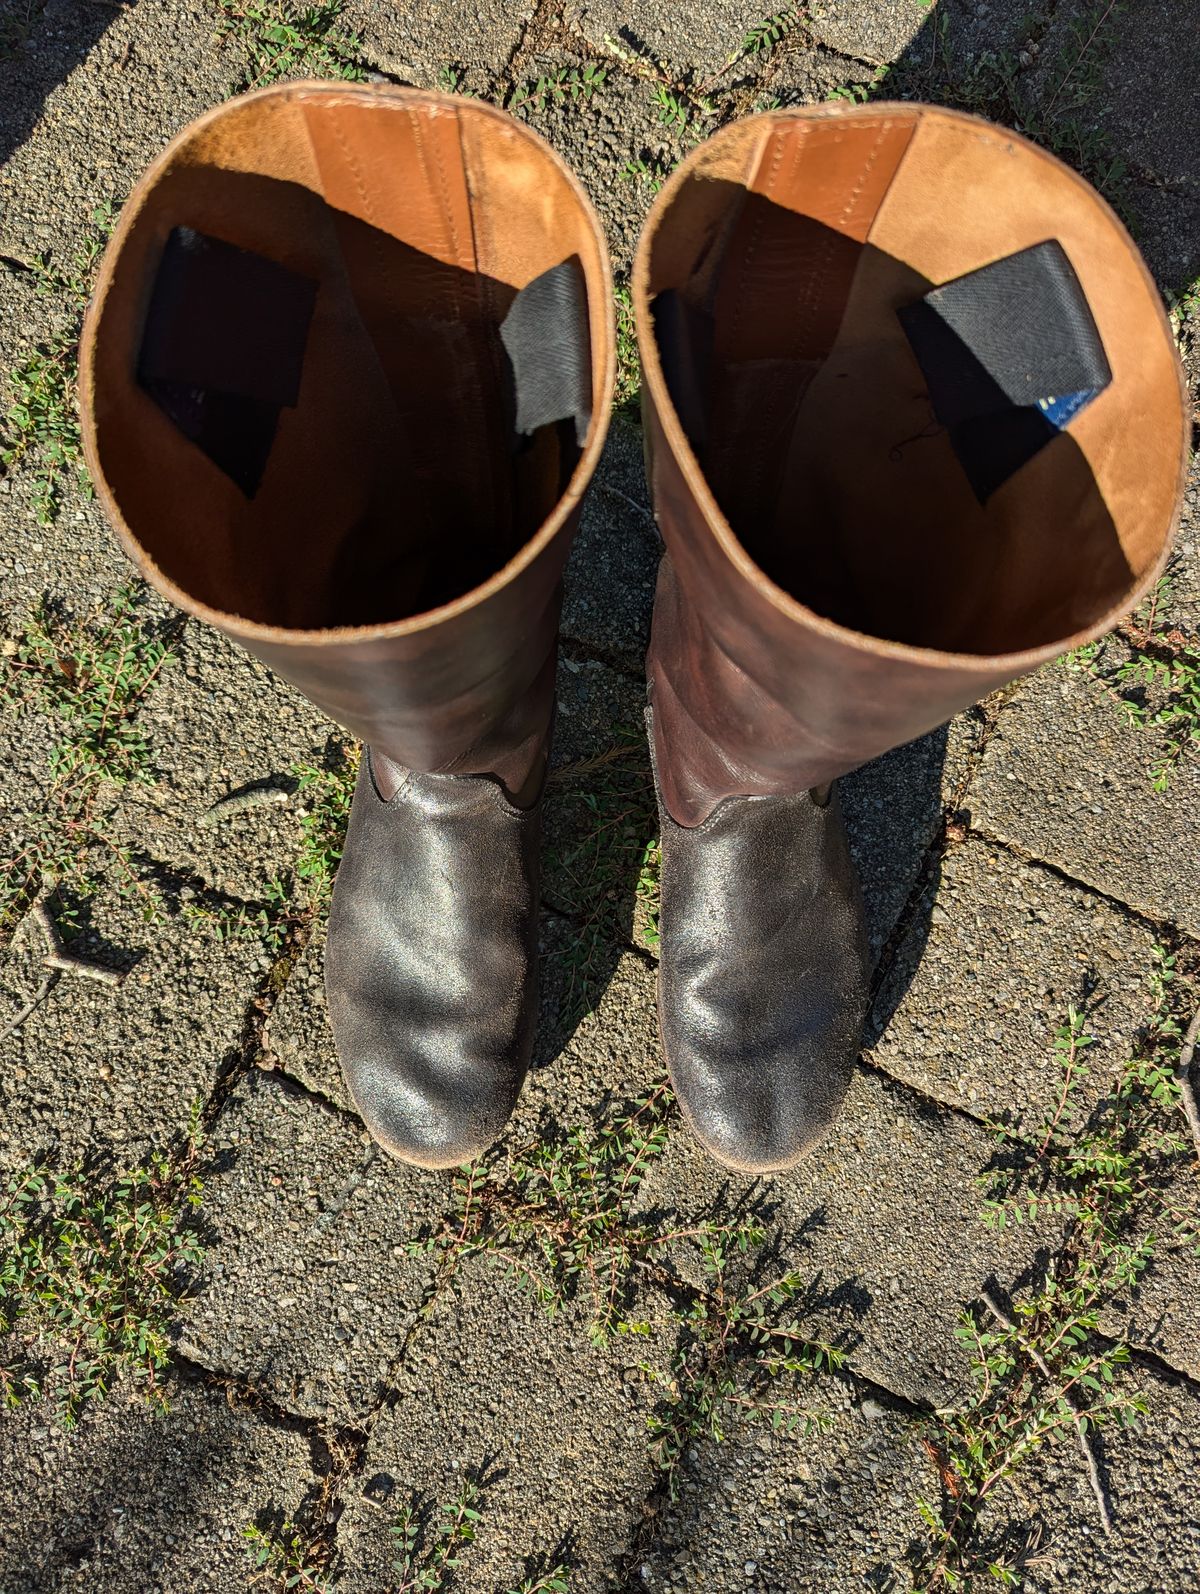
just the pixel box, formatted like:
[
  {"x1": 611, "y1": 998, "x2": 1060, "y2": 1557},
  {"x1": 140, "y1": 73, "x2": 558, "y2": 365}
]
[
  {"x1": 653, "y1": 717, "x2": 869, "y2": 1172},
  {"x1": 324, "y1": 749, "x2": 541, "y2": 1168}
]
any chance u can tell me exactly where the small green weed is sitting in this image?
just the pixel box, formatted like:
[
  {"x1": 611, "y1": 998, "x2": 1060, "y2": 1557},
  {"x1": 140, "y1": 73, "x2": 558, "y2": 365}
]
[
  {"x1": 730, "y1": 9, "x2": 799, "y2": 65},
  {"x1": 613, "y1": 280, "x2": 641, "y2": 417},
  {"x1": 651, "y1": 83, "x2": 691, "y2": 127},
  {"x1": 2, "y1": 583, "x2": 176, "y2": 935},
  {"x1": 1168, "y1": 276, "x2": 1199, "y2": 359},
  {"x1": 1109, "y1": 649, "x2": 1200, "y2": 792},
  {"x1": 181, "y1": 880, "x2": 290, "y2": 950},
  {"x1": 601, "y1": 34, "x2": 716, "y2": 129},
  {"x1": 436, "y1": 63, "x2": 465, "y2": 94},
  {"x1": 290, "y1": 742, "x2": 359, "y2": 909},
  {"x1": 244, "y1": 1519, "x2": 331, "y2": 1592},
  {"x1": 510, "y1": 63, "x2": 607, "y2": 113},
  {"x1": 0, "y1": 0, "x2": 46, "y2": 59},
  {"x1": 6, "y1": 584, "x2": 172, "y2": 789},
  {"x1": 620, "y1": 153, "x2": 673, "y2": 194},
  {"x1": 216, "y1": 0, "x2": 365, "y2": 90},
  {"x1": 637, "y1": 1233, "x2": 844, "y2": 1499},
  {"x1": 1068, "y1": 578, "x2": 1200, "y2": 791},
  {"x1": 412, "y1": 1084, "x2": 694, "y2": 1341},
  {"x1": 509, "y1": 1569, "x2": 570, "y2": 1594},
  {"x1": 825, "y1": 79, "x2": 877, "y2": 105},
  {"x1": 635, "y1": 836, "x2": 661, "y2": 952},
  {"x1": 0, "y1": 1114, "x2": 204, "y2": 1424},
  {"x1": 911, "y1": 949, "x2": 1200, "y2": 1588},
  {"x1": 0, "y1": 201, "x2": 116, "y2": 524},
  {"x1": 1, "y1": 331, "x2": 91, "y2": 525},
  {"x1": 391, "y1": 1478, "x2": 482, "y2": 1592},
  {"x1": 390, "y1": 1477, "x2": 570, "y2": 1593}
]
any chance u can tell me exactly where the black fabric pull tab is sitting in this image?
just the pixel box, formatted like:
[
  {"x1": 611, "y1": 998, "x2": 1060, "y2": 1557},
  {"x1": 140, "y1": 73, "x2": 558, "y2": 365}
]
[
  {"x1": 898, "y1": 239, "x2": 1111, "y2": 502},
  {"x1": 500, "y1": 257, "x2": 592, "y2": 447},
  {"x1": 138, "y1": 227, "x2": 318, "y2": 497}
]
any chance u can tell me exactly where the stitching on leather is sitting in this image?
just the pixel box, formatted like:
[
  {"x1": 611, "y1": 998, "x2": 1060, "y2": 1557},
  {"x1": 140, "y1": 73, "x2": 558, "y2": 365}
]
[
  {"x1": 789, "y1": 125, "x2": 832, "y2": 361},
  {"x1": 327, "y1": 108, "x2": 378, "y2": 228},
  {"x1": 451, "y1": 109, "x2": 508, "y2": 535},
  {"x1": 729, "y1": 126, "x2": 787, "y2": 356},
  {"x1": 325, "y1": 108, "x2": 407, "y2": 344},
  {"x1": 837, "y1": 119, "x2": 891, "y2": 232}
]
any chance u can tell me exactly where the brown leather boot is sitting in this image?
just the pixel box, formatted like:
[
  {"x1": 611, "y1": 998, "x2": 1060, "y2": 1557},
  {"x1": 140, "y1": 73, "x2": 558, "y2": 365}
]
[
  {"x1": 80, "y1": 83, "x2": 614, "y2": 1167},
  {"x1": 633, "y1": 103, "x2": 1186, "y2": 1173}
]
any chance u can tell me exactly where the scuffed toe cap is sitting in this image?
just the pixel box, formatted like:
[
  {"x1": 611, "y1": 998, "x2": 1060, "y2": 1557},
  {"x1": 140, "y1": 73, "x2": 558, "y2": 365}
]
[
  {"x1": 342, "y1": 1051, "x2": 519, "y2": 1170},
  {"x1": 664, "y1": 1022, "x2": 853, "y2": 1175}
]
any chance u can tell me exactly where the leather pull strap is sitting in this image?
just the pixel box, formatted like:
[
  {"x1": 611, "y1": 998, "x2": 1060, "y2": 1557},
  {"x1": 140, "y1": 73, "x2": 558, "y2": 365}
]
[
  {"x1": 138, "y1": 227, "x2": 318, "y2": 497},
  {"x1": 898, "y1": 239, "x2": 1111, "y2": 502},
  {"x1": 499, "y1": 257, "x2": 592, "y2": 446}
]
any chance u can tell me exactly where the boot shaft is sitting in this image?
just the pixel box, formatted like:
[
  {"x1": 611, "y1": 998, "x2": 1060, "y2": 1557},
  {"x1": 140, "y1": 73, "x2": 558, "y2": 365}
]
[
  {"x1": 80, "y1": 83, "x2": 615, "y2": 775},
  {"x1": 634, "y1": 104, "x2": 1187, "y2": 823}
]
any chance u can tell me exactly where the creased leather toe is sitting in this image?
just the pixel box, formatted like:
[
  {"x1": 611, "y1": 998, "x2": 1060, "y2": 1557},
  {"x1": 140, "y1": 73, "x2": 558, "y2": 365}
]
[
  {"x1": 325, "y1": 752, "x2": 540, "y2": 1169},
  {"x1": 656, "y1": 778, "x2": 869, "y2": 1174}
]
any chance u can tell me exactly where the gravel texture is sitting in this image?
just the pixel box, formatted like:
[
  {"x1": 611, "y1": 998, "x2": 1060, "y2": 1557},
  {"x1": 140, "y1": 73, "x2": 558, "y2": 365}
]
[
  {"x1": 181, "y1": 1068, "x2": 443, "y2": 1424},
  {"x1": 336, "y1": 1257, "x2": 670, "y2": 1593},
  {"x1": 968, "y1": 652, "x2": 1200, "y2": 936},
  {"x1": 0, "y1": 1375, "x2": 315, "y2": 1593},
  {"x1": 871, "y1": 831, "x2": 1161, "y2": 1117},
  {"x1": 1, "y1": 0, "x2": 1198, "y2": 1588}
]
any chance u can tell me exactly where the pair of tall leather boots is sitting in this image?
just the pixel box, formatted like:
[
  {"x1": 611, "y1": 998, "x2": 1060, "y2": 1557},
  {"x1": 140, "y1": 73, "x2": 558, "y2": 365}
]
[{"x1": 80, "y1": 86, "x2": 1185, "y2": 1173}]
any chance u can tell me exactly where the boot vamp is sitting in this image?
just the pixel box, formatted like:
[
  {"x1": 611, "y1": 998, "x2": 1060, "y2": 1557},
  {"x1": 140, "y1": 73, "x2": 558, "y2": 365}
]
[
  {"x1": 325, "y1": 754, "x2": 539, "y2": 1168},
  {"x1": 658, "y1": 788, "x2": 868, "y2": 1173}
]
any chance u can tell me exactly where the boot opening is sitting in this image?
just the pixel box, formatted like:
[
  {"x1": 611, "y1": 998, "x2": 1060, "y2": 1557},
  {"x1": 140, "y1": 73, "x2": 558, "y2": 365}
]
[
  {"x1": 84, "y1": 88, "x2": 609, "y2": 631},
  {"x1": 643, "y1": 109, "x2": 1181, "y2": 657}
]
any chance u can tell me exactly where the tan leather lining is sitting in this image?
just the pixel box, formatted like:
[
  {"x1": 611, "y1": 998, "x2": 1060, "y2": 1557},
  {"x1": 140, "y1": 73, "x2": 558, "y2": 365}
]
[
  {"x1": 82, "y1": 85, "x2": 614, "y2": 637},
  {"x1": 639, "y1": 102, "x2": 1185, "y2": 660}
]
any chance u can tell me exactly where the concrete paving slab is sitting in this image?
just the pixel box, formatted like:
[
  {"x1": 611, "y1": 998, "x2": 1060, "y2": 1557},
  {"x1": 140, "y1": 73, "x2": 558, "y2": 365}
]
[
  {"x1": 183, "y1": 1069, "x2": 442, "y2": 1423},
  {"x1": 871, "y1": 833, "x2": 1161, "y2": 1119},
  {"x1": 634, "y1": 1065, "x2": 1051, "y2": 1410},
  {"x1": 804, "y1": 0, "x2": 928, "y2": 67},
  {"x1": 565, "y1": 0, "x2": 782, "y2": 80},
  {"x1": 0, "y1": 1375, "x2": 315, "y2": 1594},
  {"x1": 336, "y1": 1256, "x2": 666, "y2": 1592},
  {"x1": 0, "y1": 881, "x2": 263, "y2": 1172},
  {"x1": 0, "y1": 0, "x2": 228, "y2": 263},
  {"x1": 967, "y1": 653, "x2": 1200, "y2": 936},
  {"x1": 637, "y1": 1397, "x2": 927, "y2": 1594},
  {"x1": 561, "y1": 419, "x2": 659, "y2": 670},
  {"x1": 346, "y1": 0, "x2": 532, "y2": 96},
  {"x1": 107, "y1": 620, "x2": 337, "y2": 904}
]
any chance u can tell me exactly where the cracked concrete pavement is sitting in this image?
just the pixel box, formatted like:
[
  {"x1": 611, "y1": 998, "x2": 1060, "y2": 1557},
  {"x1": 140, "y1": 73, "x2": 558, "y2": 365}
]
[{"x1": 2, "y1": 0, "x2": 1199, "y2": 1590}]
